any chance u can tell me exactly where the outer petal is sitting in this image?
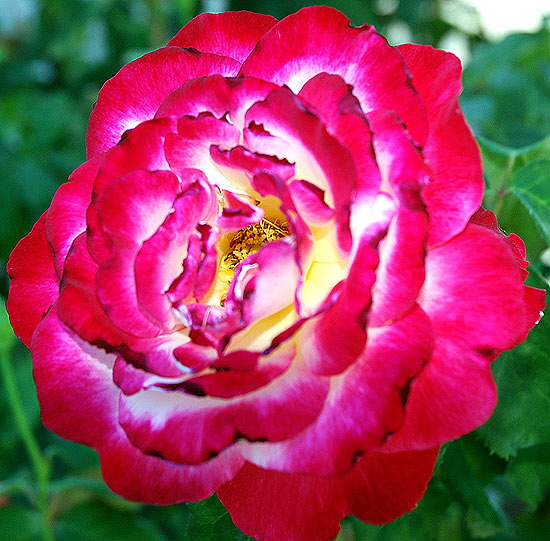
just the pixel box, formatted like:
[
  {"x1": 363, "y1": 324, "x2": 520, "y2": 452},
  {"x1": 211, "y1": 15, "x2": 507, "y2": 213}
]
[
  {"x1": 100, "y1": 431, "x2": 245, "y2": 505},
  {"x1": 386, "y1": 222, "x2": 532, "y2": 450},
  {"x1": 422, "y1": 223, "x2": 532, "y2": 363},
  {"x1": 242, "y1": 305, "x2": 432, "y2": 476},
  {"x1": 45, "y1": 158, "x2": 98, "y2": 277},
  {"x1": 117, "y1": 343, "x2": 330, "y2": 465},
  {"x1": 398, "y1": 44, "x2": 484, "y2": 246},
  {"x1": 6, "y1": 215, "x2": 58, "y2": 347},
  {"x1": 518, "y1": 284, "x2": 546, "y2": 345},
  {"x1": 240, "y1": 6, "x2": 428, "y2": 145},
  {"x1": 86, "y1": 48, "x2": 240, "y2": 158},
  {"x1": 167, "y1": 11, "x2": 277, "y2": 63},
  {"x1": 31, "y1": 308, "x2": 245, "y2": 503},
  {"x1": 32, "y1": 308, "x2": 116, "y2": 445},
  {"x1": 218, "y1": 448, "x2": 439, "y2": 541}
]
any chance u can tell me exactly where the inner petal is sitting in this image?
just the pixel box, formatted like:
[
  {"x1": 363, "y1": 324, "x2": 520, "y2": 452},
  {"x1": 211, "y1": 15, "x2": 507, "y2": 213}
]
[{"x1": 298, "y1": 222, "x2": 350, "y2": 317}]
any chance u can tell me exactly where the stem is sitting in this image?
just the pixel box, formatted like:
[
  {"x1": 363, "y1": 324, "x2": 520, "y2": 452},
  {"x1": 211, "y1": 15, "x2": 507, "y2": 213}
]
[
  {"x1": 0, "y1": 345, "x2": 54, "y2": 541},
  {"x1": 493, "y1": 153, "x2": 517, "y2": 216}
]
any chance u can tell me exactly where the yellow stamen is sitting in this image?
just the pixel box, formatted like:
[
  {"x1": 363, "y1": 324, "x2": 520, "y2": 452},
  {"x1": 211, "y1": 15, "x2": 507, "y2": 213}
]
[
  {"x1": 221, "y1": 219, "x2": 289, "y2": 270},
  {"x1": 219, "y1": 219, "x2": 289, "y2": 305}
]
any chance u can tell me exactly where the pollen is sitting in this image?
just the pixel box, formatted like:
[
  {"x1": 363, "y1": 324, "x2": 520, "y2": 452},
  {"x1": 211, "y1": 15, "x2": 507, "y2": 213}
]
[{"x1": 221, "y1": 219, "x2": 289, "y2": 270}]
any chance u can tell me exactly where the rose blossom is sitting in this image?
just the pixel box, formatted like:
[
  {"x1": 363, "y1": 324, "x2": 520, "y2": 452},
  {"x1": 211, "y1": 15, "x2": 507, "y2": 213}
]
[{"x1": 6, "y1": 6, "x2": 545, "y2": 541}]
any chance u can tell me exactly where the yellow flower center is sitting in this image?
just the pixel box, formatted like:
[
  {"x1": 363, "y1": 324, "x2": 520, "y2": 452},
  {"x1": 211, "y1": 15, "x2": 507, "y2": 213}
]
[
  {"x1": 221, "y1": 219, "x2": 289, "y2": 271},
  {"x1": 205, "y1": 218, "x2": 289, "y2": 306}
]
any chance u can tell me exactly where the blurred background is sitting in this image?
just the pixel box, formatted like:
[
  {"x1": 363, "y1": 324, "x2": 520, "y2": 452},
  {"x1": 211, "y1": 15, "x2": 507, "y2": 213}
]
[{"x1": 1, "y1": 1, "x2": 549, "y2": 540}]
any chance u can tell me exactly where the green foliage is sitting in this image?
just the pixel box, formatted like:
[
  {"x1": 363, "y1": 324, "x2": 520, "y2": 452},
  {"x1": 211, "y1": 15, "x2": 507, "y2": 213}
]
[
  {"x1": 229, "y1": 0, "x2": 472, "y2": 46},
  {"x1": 182, "y1": 496, "x2": 251, "y2": 540},
  {"x1": 1, "y1": 2, "x2": 549, "y2": 541},
  {"x1": 462, "y1": 22, "x2": 550, "y2": 148},
  {"x1": 507, "y1": 444, "x2": 550, "y2": 508},
  {"x1": 510, "y1": 161, "x2": 550, "y2": 245},
  {"x1": 477, "y1": 292, "x2": 550, "y2": 459},
  {"x1": 0, "y1": 504, "x2": 40, "y2": 541},
  {"x1": 478, "y1": 134, "x2": 550, "y2": 264},
  {"x1": 56, "y1": 501, "x2": 168, "y2": 541}
]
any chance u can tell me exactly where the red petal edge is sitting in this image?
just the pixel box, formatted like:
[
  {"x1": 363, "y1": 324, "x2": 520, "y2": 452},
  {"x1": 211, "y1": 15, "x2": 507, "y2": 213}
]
[{"x1": 218, "y1": 448, "x2": 439, "y2": 541}]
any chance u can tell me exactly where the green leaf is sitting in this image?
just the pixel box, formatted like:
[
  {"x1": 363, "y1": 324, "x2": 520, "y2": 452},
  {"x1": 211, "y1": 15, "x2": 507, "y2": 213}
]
[
  {"x1": 509, "y1": 160, "x2": 550, "y2": 245},
  {"x1": 476, "y1": 135, "x2": 550, "y2": 261},
  {"x1": 506, "y1": 443, "x2": 550, "y2": 508},
  {"x1": 462, "y1": 27, "x2": 550, "y2": 148},
  {"x1": 441, "y1": 442, "x2": 504, "y2": 539},
  {"x1": 477, "y1": 134, "x2": 550, "y2": 202},
  {"x1": 477, "y1": 136, "x2": 518, "y2": 197},
  {"x1": 185, "y1": 495, "x2": 251, "y2": 541},
  {"x1": 0, "y1": 504, "x2": 40, "y2": 541},
  {"x1": 56, "y1": 500, "x2": 168, "y2": 541},
  {"x1": 476, "y1": 294, "x2": 550, "y2": 459}
]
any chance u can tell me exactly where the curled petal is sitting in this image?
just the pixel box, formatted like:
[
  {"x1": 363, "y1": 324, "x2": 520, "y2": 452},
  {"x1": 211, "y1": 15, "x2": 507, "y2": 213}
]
[
  {"x1": 246, "y1": 87, "x2": 356, "y2": 251},
  {"x1": 94, "y1": 169, "x2": 182, "y2": 336},
  {"x1": 227, "y1": 239, "x2": 300, "y2": 327},
  {"x1": 299, "y1": 73, "x2": 380, "y2": 206},
  {"x1": 174, "y1": 356, "x2": 286, "y2": 399},
  {"x1": 369, "y1": 208, "x2": 428, "y2": 327},
  {"x1": 59, "y1": 234, "x2": 191, "y2": 377},
  {"x1": 156, "y1": 75, "x2": 278, "y2": 133},
  {"x1": 118, "y1": 343, "x2": 329, "y2": 464},
  {"x1": 217, "y1": 190, "x2": 265, "y2": 231},
  {"x1": 167, "y1": 223, "x2": 220, "y2": 303},
  {"x1": 210, "y1": 145, "x2": 295, "y2": 187},
  {"x1": 368, "y1": 108, "x2": 430, "y2": 209},
  {"x1": 58, "y1": 233, "x2": 124, "y2": 348},
  {"x1": 87, "y1": 117, "x2": 178, "y2": 265},
  {"x1": 86, "y1": 48, "x2": 240, "y2": 157},
  {"x1": 287, "y1": 180, "x2": 334, "y2": 226},
  {"x1": 240, "y1": 6, "x2": 428, "y2": 145},
  {"x1": 164, "y1": 115, "x2": 240, "y2": 190},
  {"x1": 135, "y1": 176, "x2": 218, "y2": 328}
]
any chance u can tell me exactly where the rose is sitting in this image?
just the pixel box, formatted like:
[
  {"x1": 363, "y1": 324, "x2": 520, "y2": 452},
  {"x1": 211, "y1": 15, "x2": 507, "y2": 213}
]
[{"x1": 7, "y1": 6, "x2": 545, "y2": 541}]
